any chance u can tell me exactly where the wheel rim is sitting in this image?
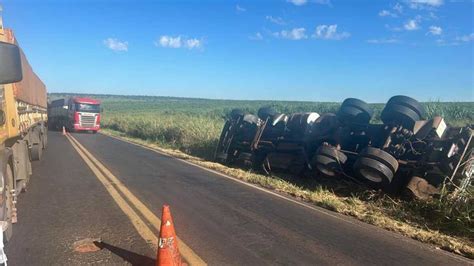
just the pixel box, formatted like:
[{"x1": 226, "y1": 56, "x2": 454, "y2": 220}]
[
  {"x1": 360, "y1": 168, "x2": 383, "y2": 183},
  {"x1": 317, "y1": 164, "x2": 336, "y2": 176}
]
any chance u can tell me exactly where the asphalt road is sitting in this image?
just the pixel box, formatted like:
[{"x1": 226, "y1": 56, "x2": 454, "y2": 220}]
[{"x1": 4, "y1": 131, "x2": 472, "y2": 265}]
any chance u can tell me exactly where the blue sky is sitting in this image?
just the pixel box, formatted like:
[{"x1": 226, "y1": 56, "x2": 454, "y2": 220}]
[{"x1": 1, "y1": 0, "x2": 473, "y2": 102}]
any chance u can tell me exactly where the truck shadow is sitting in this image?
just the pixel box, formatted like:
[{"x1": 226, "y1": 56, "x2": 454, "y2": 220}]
[{"x1": 93, "y1": 241, "x2": 155, "y2": 266}]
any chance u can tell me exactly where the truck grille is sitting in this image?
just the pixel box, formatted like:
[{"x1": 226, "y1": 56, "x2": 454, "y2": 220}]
[{"x1": 80, "y1": 115, "x2": 96, "y2": 128}]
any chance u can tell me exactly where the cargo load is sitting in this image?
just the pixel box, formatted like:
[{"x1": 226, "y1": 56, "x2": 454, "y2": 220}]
[{"x1": 4, "y1": 29, "x2": 47, "y2": 108}]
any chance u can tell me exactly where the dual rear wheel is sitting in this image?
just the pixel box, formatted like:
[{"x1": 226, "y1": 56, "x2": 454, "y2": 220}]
[
  {"x1": 353, "y1": 147, "x2": 399, "y2": 186},
  {"x1": 30, "y1": 126, "x2": 47, "y2": 161},
  {"x1": 313, "y1": 145, "x2": 347, "y2": 177},
  {"x1": 337, "y1": 98, "x2": 373, "y2": 126},
  {"x1": 381, "y1": 95, "x2": 425, "y2": 130}
]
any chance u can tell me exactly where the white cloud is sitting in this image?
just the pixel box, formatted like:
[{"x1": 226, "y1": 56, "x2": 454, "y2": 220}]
[
  {"x1": 103, "y1": 38, "x2": 128, "y2": 52},
  {"x1": 379, "y1": 10, "x2": 397, "y2": 17},
  {"x1": 313, "y1": 0, "x2": 331, "y2": 6},
  {"x1": 287, "y1": 0, "x2": 330, "y2": 6},
  {"x1": 274, "y1": 28, "x2": 308, "y2": 40},
  {"x1": 404, "y1": 19, "x2": 420, "y2": 30},
  {"x1": 428, "y1": 12, "x2": 438, "y2": 19},
  {"x1": 236, "y1": 5, "x2": 246, "y2": 13},
  {"x1": 456, "y1": 33, "x2": 474, "y2": 42},
  {"x1": 287, "y1": 0, "x2": 307, "y2": 5},
  {"x1": 393, "y1": 2, "x2": 404, "y2": 13},
  {"x1": 266, "y1": 15, "x2": 286, "y2": 25},
  {"x1": 158, "y1": 35, "x2": 182, "y2": 48},
  {"x1": 367, "y1": 38, "x2": 400, "y2": 44},
  {"x1": 185, "y1": 38, "x2": 202, "y2": 49},
  {"x1": 427, "y1": 26, "x2": 442, "y2": 35},
  {"x1": 436, "y1": 34, "x2": 473, "y2": 46},
  {"x1": 408, "y1": 0, "x2": 444, "y2": 9},
  {"x1": 385, "y1": 24, "x2": 403, "y2": 32},
  {"x1": 313, "y1": 24, "x2": 350, "y2": 40},
  {"x1": 314, "y1": 0, "x2": 331, "y2": 4},
  {"x1": 249, "y1": 32, "x2": 264, "y2": 41},
  {"x1": 435, "y1": 39, "x2": 460, "y2": 46},
  {"x1": 156, "y1": 35, "x2": 202, "y2": 49}
]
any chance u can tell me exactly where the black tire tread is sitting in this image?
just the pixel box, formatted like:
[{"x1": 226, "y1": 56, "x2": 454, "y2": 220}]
[
  {"x1": 361, "y1": 147, "x2": 399, "y2": 172},
  {"x1": 337, "y1": 98, "x2": 373, "y2": 125},
  {"x1": 318, "y1": 145, "x2": 347, "y2": 164},
  {"x1": 30, "y1": 143, "x2": 42, "y2": 161},
  {"x1": 381, "y1": 104, "x2": 420, "y2": 129},
  {"x1": 341, "y1": 98, "x2": 373, "y2": 116},
  {"x1": 386, "y1": 95, "x2": 425, "y2": 118},
  {"x1": 230, "y1": 109, "x2": 245, "y2": 119},
  {"x1": 354, "y1": 157, "x2": 394, "y2": 183},
  {"x1": 315, "y1": 155, "x2": 339, "y2": 177},
  {"x1": 258, "y1": 107, "x2": 277, "y2": 121}
]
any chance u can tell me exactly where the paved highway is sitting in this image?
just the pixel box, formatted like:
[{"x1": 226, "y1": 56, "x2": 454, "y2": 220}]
[{"x1": 4, "y1": 132, "x2": 471, "y2": 265}]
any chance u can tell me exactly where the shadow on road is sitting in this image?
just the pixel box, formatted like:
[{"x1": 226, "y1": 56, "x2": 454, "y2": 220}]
[{"x1": 93, "y1": 241, "x2": 155, "y2": 266}]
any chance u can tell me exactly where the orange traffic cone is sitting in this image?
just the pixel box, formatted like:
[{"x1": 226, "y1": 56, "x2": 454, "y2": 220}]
[
  {"x1": 62, "y1": 126, "x2": 66, "y2": 135},
  {"x1": 156, "y1": 205, "x2": 182, "y2": 266}
]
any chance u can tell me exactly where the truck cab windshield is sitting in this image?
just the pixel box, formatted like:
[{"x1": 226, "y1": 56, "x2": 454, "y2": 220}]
[{"x1": 75, "y1": 103, "x2": 100, "y2": 113}]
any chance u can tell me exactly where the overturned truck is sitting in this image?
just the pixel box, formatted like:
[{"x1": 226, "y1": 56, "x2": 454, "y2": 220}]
[{"x1": 214, "y1": 96, "x2": 473, "y2": 200}]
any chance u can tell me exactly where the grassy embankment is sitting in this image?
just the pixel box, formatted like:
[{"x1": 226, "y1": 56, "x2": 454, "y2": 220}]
[{"x1": 50, "y1": 93, "x2": 474, "y2": 258}]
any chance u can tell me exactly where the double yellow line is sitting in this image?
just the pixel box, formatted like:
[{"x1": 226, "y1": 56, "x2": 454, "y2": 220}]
[{"x1": 65, "y1": 133, "x2": 206, "y2": 265}]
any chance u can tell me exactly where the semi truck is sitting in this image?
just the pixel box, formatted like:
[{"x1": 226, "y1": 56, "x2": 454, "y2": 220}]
[
  {"x1": 0, "y1": 13, "x2": 48, "y2": 242},
  {"x1": 48, "y1": 97, "x2": 101, "y2": 133},
  {"x1": 216, "y1": 97, "x2": 473, "y2": 200}
]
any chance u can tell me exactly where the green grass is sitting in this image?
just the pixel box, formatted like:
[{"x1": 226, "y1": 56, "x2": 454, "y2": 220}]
[{"x1": 49, "y1": 93, "x2": 474, "y2": 258}]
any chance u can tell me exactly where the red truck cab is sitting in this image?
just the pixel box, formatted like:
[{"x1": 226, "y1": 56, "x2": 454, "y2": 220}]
[
  {"x1": 48, "y1": 97, "x2": 101, "y2": 133},
  {"x1": 69, "y1": 97, "x2": 101, "y2": 133}
]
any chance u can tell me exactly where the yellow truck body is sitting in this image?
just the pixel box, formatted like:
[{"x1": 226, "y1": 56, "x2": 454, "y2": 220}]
[{"x1": 0, "y1": 10, "x2": 48, "y2": 242}]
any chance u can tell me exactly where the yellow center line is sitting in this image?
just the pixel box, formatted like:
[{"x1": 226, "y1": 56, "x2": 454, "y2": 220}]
[
  {"x1": 65, "y1": 134, "x2": 158, "y2": 248},
  {"x1": 66, "y1": 133, "x2": 206, "y2": 266}
]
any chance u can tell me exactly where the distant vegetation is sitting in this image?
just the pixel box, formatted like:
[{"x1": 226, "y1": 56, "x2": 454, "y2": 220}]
[{"x1": 49, "y1": 93, "x2": 473, "y2": 160}]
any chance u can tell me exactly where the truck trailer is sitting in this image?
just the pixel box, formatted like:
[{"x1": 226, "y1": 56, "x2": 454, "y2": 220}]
[
  {"x1": 216, "y1": 97, "x2": 473, "y2": 200},
  {"x1": 0, "y1": 14, "x2": 48, "y2": 242},
  {"x1": 48, "y1": 97, "x2": 101, "y2": 133}
]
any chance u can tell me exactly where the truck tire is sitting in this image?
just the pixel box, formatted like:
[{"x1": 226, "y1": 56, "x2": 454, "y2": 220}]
[
  {"x1": 42, "y1": 129, "x2": 48, "y2": 149},
  {"x1": 354, "y1": 147, "x2": 398, "y2": 185},
  {"x1": 337, "y1": 98, "x2": 373, "y2": 125},
  {"x1": 381, "y1": 104, "x2": 420, "y2": 130},
  {"x1": 230, "y1": 109, "x2": 245, "y2": 119},
  {"x1": 314, "y1": 155, "x2": 339, "y2": 177},
  {"x1": 1, "y1": 165, "x2": 13, "y2": 243},
  {"x1": 258, "y1": 107, "x2": 277, "y2": 121},
  {"x1": 242, "y1": 114, "x2": 259, "y2": 125},
  {"x1": 271, "y1": 113, "x2": 289, "y2": 137},
  {"x1": 214, "y1": 121, "x2": 231, "y2": 162},
  {"x1": 313, "y1": 145, "x2": 347, "y2": 177},
  {"x1": 309, "y1": 113, "x2": 339, "y2": 141},
  {"x1": 286, "y1": 112, "x2": 320, "y2": 136},
  {"x1": 381, "y1": 95, "x2": 424, "y2": 129},
  {"x1": 30, "y1": 143, "x2": 42, "y2": 161},
  {"x1": 385, "y1": 95, "x2": 425, "y2": 118}
]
